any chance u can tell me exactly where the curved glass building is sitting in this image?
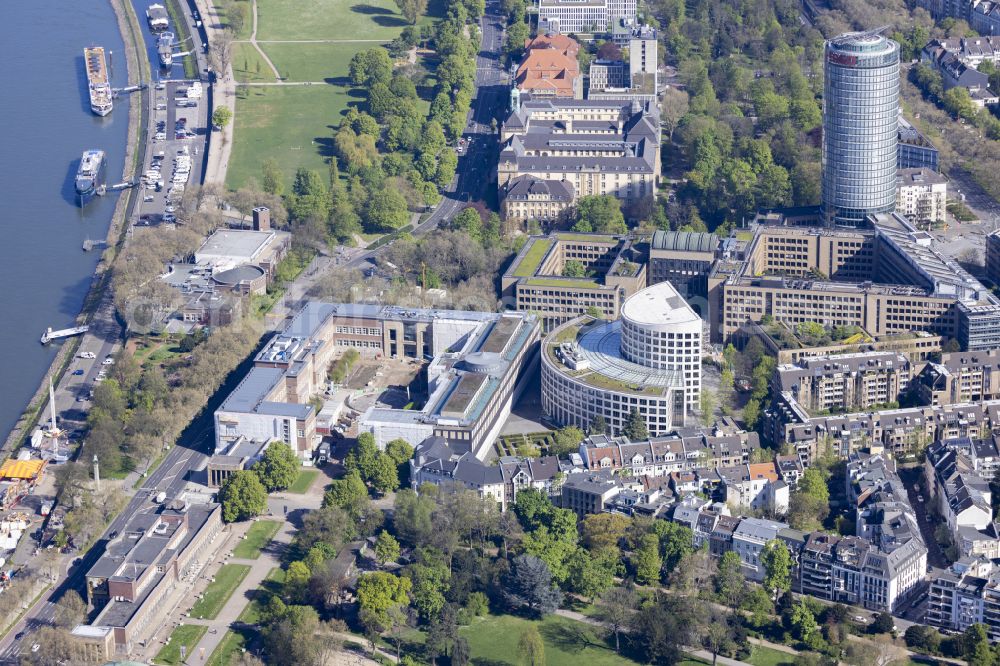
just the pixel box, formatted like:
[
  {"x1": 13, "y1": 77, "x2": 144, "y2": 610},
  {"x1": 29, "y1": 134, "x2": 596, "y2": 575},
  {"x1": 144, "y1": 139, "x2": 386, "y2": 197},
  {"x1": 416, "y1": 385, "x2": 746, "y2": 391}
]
[{"x1": 822, "y1": 32, "x2": 900, "y2": 226}]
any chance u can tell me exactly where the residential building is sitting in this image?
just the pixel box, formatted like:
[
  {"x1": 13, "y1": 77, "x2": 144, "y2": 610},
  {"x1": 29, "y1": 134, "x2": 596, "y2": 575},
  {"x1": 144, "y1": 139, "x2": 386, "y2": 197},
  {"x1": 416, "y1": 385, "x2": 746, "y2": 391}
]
[
  {"x1": 925, "y1": 440, "x2": 998, "y2": 558},
  {"x1": 410, "y1": 436, "x2": 560, "y2": 511},
  {"x1": 498, "y1": 98, "x2": 660, "y2": 214},
  {"x1": 500, "y1": 232, "x2": 646, "y2": 331},
  {"x1": 823, "y1": 33, "x2": 900, "y2": 226},
  {"x1": 78, "y1": 498, "x2": 224, "y2": 657},
  {"x1": 714, "y1": 462, "x2": 790, "y2": 514},
  {"x1": 537, "y1": 0, "x2": 637, "y2": 34},
  {"x1": 898, "y1": 116, "x2": 940, "y2": 171},
  {"x1": 561, "y1": 472, "x2": 623, "y2": 516},
  {"x1": 896, "y1": 168, "x2": 948, "y2": 227},
  {"x1": 971, "y1": 2, "x2": 1000, "y2": 36},
  {"x1": 913, "y1": 349, "x2": 1000, "y2": 405},
  {"x1": 730, "y1": 517, "x2": 790, "y2": 582},
  {"x1": 927, "y1": 557, "x2": 1000, "y2": 641},
  {"x1": 922, "y1": 37, "x2": 1000, "y2": 105},
  {"x1": 775, "y1": 352, "x2": 912, "y2": 414},
  {"x1": 578, "y1": 420, "x2": 760, "y2": 476},
  {"x1": 542, "y1": 281, "x2": 702, "y2": 437}
]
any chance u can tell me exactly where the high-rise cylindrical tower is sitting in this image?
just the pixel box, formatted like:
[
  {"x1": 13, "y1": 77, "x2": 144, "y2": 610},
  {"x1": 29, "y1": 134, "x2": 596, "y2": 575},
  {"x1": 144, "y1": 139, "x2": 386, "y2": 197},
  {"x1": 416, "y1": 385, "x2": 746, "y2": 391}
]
[{"x1": 822, "y1": 32, "x2": 900, "y2": 226}]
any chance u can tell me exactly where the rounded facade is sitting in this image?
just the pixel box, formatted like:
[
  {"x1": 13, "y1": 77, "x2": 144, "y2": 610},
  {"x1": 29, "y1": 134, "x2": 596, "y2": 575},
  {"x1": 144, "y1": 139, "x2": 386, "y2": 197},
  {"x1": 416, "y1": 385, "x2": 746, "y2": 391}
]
[
  {"x1": 540, "y1": 282, "x2": 702, "y2": 438},
  {"x1": 822, "y1": 33, "x2": 900, "y2": 226}
]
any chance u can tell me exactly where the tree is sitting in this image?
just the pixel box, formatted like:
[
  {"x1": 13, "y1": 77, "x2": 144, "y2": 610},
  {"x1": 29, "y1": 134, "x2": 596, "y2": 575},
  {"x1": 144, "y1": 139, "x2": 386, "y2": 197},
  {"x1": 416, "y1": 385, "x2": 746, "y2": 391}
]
[
  {"x1": 346, "y1": 432, "x2": 381, "y2": 481},
  {"x1": 652, "y1": 520, "x2": 693, "y2": 574},
  {"x1": 904, "y1": 624, "x2": 941, "y2": 654},
  {"x1": 264, "y1": 604, "x2": 323, "y2": 666},
  {"x1": 581, "y1": 513, "x2": 630, "y2": 551},
  {"x1": 357, "y1": 572, "x2": 412, "y2": 634},
  {"x1": 567, "y1": 546, "x2": 622, "y2": 601},
  {"x1": 761, "y1": 539, "x2": 792, "y2": 600},
  {"x1": 743, "y1": 398, "x2": 761, "y2": 431},
  {"x1": 385, "y1": 437, "x2": 413, "y2": 465},
  {"x1": 349, "y1": 48, "x2": 393, "y2": 87},
  {"x1": 590, "y1": 415, "x2": 608, "y2": 434},
  {"x1": 790, "y1": 601, "x2": 821, "y2": 648},
  {"x1": 212, "y1": 105, "x2": 233, "y2": 129},
  {"x1": 563, "y1": 260, "x2": 587, "y2": 278},
  {"x1": 53, "y1": 590, "x2": 87, "y2": 629},
  {"x1": 370, "y1": 453, "x2": 402, "y2": 495},
  {"x1": 715, "y1": 551, "x2": 746, "y2": 609},
  {"x1": 395, "y1": 0, "x2": 429, "y2": 23},
  {"x1": 549, "y1": 426, "x2": 585, "y2": 457},
  {"x1": 518, "y1": 626, "x2": 546, "y2": 666},
  {"x1": 218, "y1": 470, "x2": 268, "y2": 522},
  {"x1": 788, "y1": 467, "x2": 831, "y2": 531},
  {"x1": 632, "y1": 533, "x2": 662, "y2": 585},
  {"x1": 870, "y1": 611, "x2": 895, "y2": 635},
  {"x1": 595, "y1": 585, "x2": 637, "y2": 653},
  {"x1": 661, "y1": 87, "x2": 690, "y2": 142},
  {"x1": 252, "y1": 442, "x2": 300, "y2": 492},
  {"x1": 375, "y1": 531, "x2": 401, "y2": 564},
  {"x1": 622, "y1": 408, "x2": 648, "y2": 441},
  {"x1": 632, "y1": 593, "x2": 705, "y2": 665},
  {"x1": 323, "y1": 470, "x2": 369, "y2": 514},
  {"x1": 573, "y1": 195, "x2": 627, "y2": 233},
  {"x1": 503, "y1": 554, "x2": 562, "y2": 616},
  {"x1": 408, "y1": 556, "x2": 451, "y2": 621},
  {"x1": 261, "y1": 158, "x2": 285, "y2": 196},
  {"x1": 700, "y1": 388, "x2": 717, "y2": 425},
  {"x1": 284, "y1": 560, "x2": 312, "y2": 603},
  {"x1": 453, "y1": 637, "x2": 471, "y2": 666},
  {"x1": 365, "y1": 188, "x2": 410, "y2": 231}
]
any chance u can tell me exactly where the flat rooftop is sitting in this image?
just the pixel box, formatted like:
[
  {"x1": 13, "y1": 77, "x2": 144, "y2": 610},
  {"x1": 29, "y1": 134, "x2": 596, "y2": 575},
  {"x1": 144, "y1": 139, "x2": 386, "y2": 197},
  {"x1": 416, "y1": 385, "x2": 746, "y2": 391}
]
[
  {"x1": 196, "y1": 229, "x2": 276, "y2": 260},
  {"x1": 621, "y1": 281, "x2": 700, "y2": 328}
]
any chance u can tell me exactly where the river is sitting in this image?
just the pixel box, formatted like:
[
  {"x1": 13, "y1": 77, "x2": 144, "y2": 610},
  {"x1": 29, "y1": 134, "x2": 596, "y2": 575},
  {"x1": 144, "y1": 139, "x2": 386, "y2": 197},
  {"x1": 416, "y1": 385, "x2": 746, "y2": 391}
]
[{"x1": 0, "y1": 2, "x2": 129, "y2": 438}]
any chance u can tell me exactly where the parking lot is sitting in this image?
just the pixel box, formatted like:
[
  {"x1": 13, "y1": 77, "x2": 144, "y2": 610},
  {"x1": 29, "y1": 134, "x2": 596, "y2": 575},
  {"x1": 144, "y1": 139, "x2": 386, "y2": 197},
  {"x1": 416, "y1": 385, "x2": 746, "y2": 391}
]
[{"x1": 135, "y1": 79, "x2": 208, "y2": 227}]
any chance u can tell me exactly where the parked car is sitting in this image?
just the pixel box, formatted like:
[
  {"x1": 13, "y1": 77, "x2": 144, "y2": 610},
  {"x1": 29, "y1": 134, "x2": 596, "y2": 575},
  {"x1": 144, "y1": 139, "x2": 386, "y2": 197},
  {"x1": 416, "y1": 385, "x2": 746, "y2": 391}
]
[{"x1": 72, "y1": 369, "x2": 84, "y2": 376}]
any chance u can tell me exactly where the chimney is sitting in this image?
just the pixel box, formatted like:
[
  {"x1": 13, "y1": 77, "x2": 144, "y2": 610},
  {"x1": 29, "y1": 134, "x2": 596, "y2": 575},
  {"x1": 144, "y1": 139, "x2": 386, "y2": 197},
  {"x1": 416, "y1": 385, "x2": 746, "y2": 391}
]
[{"x1": 252, "y1": 206, "x2": 271, "y2": 231}]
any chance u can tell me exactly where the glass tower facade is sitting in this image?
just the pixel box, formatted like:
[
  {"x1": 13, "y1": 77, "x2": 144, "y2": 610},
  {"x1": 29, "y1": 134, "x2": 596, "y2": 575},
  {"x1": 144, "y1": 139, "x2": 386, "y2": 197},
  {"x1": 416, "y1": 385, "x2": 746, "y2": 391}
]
[{"x1": 822, "y1": 33, "x2": 900, "y2": 226}]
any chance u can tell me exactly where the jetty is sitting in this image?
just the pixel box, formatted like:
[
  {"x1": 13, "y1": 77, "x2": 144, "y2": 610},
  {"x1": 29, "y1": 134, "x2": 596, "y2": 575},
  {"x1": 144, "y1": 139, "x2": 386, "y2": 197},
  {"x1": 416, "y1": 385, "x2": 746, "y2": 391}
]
[{"x1": 40, "y1": 326, "x2": 89, "y2": 345}]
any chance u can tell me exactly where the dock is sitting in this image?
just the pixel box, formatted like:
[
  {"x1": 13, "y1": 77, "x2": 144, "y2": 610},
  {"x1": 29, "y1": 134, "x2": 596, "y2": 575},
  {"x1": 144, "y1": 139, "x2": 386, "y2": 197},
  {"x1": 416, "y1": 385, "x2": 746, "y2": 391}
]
[
  {"x1": 96, "y1": 181, "x2": 137, "y2": 196},
  {"x1": 112, "y1": 83, "x2": 148, "y2": 97},
  {"x1": 82, "y1": 239, "x2": 108, "y2": 252},
  {"x1": 40, "y1": 326, "x2": 89, "y2": 345}
]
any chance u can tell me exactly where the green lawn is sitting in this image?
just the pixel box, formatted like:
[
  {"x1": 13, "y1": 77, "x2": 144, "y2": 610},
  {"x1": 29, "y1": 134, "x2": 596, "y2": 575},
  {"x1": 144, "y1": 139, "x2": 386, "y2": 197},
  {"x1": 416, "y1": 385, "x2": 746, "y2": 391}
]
[
  {"x1": 256, "y1": 0, "x2": 408, "y2": 41},
  {"x1": 205, "y1": 629, "x2": 252, "y2": 666},
  {"x1": 232, "y1": 520, "x2": 281, "y2": 559},
  {"x1": 262, "y1": 42, "x2": 372, "y2": 82},
  {"x1": 227, "y1": 85, "x2": 357, "y2": 190},
  {"x1": 287, "y1": 469, "x2": 320, "y2": 493},
  {"x1": 232, "y1": 42, "x2": 277, "y2": 83},
  {"x1": 237, "y1": 567, "x2": 286, "y2": 625},
  {"x1": 459, "y1": 614, "x2": 643, "y2": 666},
  {"x1": 748, "y1": 644, "x2": 796, "y2": 666},
  {"x1": 220, "y1": 0, "x2": 253, "y2": 39},
  {"x1": 190, "y1": 564, "x2": 253, "y2": 620},
  {"x1": 154, "y1": 624, "x2": 208, "y2": 665}
]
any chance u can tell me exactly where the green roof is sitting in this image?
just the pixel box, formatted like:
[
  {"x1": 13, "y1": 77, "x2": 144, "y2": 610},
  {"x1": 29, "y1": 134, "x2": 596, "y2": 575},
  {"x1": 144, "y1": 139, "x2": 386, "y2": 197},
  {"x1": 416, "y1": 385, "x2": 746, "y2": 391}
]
[
  {"x1": 554, "y1": 232, "x2": 618, "y2": 244},
  {"x1": 511, "y1": 238, "x2": 555, "y2": 277},
  {"x1": 524, "y1": 277, "x2": 601, "y2": 289}
]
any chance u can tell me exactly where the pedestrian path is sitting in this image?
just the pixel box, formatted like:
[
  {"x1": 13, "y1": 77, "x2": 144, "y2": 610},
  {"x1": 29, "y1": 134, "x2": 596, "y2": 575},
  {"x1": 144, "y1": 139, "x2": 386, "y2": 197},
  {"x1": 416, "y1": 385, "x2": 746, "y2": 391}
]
[{"x1": 192, "y1": 0, "x2": 235, "y2": 187}]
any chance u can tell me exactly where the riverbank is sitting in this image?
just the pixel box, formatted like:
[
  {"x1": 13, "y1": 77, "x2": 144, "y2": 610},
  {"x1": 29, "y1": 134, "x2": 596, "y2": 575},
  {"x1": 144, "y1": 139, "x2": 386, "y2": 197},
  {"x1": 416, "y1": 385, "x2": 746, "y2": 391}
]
[{"x1": 0, "y1": 0, "x2": 148, "y2": 457}]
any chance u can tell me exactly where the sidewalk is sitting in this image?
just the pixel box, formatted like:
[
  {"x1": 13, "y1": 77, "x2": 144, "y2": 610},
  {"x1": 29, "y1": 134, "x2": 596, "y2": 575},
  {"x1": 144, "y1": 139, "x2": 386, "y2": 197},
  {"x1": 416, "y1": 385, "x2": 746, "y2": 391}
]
[{"x1": 192, "y1": 0, "x2": 235, "y2": 187}]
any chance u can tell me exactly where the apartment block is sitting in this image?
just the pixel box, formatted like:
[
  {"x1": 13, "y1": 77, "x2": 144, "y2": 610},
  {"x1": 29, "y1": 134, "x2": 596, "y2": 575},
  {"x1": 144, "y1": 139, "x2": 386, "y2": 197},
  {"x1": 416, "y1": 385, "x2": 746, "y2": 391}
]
[
  {"x1": 925, "y1": 440, "x2": 1000, "y2": 559},
  {"x1": 896, "y1": 168, "x2": 947, "y2": 227},
  {"x1": 501, "y1": 232, "x2": 646, "y2": 331},
  {"x1": 775, "y1": 351, "x2": 911, "y2": 414},
  {"x1": 914, "y1": 349, "x2": 1000, "y2": 405},
  {"x1": 498, "y1": 98, "x2": 660, "y2": 216},
  {"x1": 927, "y1": 557, "x2": 1000, "y2": 641}
]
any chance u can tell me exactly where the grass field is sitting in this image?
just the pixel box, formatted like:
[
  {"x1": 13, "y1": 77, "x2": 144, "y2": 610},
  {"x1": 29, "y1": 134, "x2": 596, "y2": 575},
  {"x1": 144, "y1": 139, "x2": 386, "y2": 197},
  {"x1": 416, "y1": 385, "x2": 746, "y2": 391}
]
[
  {"x1": 154, "y1": 624, "x2": 208, "y2": 665},
  {"x1": 459, "y1": 614, "x2": 643, "y2": 666},
  {"x1": 237, "y1": 567, "x2": 286, "y2": 625},
  {"x1": 261, "y1": 42, "x2": 369, "y2": 82},
  {"x1": 233, "y1": 520, "x2": 281, "y2": 559},
  {"x1": 747, "y1": 644, "x2": 796, "y2": 666},
  {"x1": 205, "y1": 628, "x2": 253, "y2": 666},
  {"x1": 227, "y1": 85, "x2": 358, "y2": 189},
  {"x1": 287, "y1": 469, "x2": 320, "y2": 493},
  {"x1": 232, "y1": 43, "x2": 277, "y2": 83},
  {"x1": 190, "y1": 564, "x2": 253, "y2": 620},
  {"x1": 256, "y1": 0, "x2": 408, "y2": 41}
]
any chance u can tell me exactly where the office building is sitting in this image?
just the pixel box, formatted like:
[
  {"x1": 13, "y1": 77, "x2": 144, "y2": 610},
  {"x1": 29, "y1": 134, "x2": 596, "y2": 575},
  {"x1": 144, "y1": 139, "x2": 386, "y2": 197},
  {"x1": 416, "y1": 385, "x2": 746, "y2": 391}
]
[
  {"x1": 537, "y1": 0, "x2": 637, "y2": 34},
  {"x1": 587, "y1": 23, "x2": 658, "y2": 102},
  {"x1": 498, "y1": 98, "x2": 660, "y2": 215},
  {"x1": 775, "y1": 351, "x2": 912, "y2": 414},
  {"x1": 896, "y1": 168, "x2": 947, "y2": 227},
  {"x1": 501, "y1": 232, "x2": 646, "y2": 331},
  {"x1": 822, "y1": 32, "x2": 900, "y2": 226},
  {"x1": 78, "y1": 498, "x2": 224, "y2": 657},
  {"x1": 987, "y1": 230, "x2": 1000, "y2": 286},
  {"x1": 898, "y1": 116, "x2": 940, "y2": 171},
  {"x1": 647, "y1": 230, "x2": 718, "y2": 304},
  {"x1": 541, "y1": 281, "x2": 702, "y2": 437}
]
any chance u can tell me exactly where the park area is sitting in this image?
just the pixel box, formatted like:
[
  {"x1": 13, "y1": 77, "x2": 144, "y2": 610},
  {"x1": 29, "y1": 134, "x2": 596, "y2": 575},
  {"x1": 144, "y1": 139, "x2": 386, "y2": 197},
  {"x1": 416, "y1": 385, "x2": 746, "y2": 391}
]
[
  {"x1": 190, "y1": 564, "x2": 253, "y2": 619},
  {"x1": 232, "y1": 520, "x2": 281, "y2": 559},
  {"x1": 154, "y1": 624, "x2": 208, "y2": 665},
  {"x1": 225, "y1": 0, "x2": 441, "y2": 190}
]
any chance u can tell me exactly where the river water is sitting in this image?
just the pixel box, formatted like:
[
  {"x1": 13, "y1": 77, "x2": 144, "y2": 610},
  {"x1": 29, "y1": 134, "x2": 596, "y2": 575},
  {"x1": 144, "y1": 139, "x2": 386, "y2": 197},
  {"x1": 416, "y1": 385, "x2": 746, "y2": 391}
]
[{"x1": 0, "y1": 2, "x2": 129, "y2": 438}]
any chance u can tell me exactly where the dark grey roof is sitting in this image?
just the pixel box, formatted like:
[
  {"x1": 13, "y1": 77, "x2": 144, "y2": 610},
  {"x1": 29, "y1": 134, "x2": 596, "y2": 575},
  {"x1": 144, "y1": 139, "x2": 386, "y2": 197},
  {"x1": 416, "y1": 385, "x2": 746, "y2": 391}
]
[
  {"x1": 651, "y1": 230, "x2": 718, "y2": 253},
  {"x1": 213, "y1": 264, "x2": 265, "y2": 285},
  {"x1": 504, "y1": 176, "x2": 574, "y2": 201}
]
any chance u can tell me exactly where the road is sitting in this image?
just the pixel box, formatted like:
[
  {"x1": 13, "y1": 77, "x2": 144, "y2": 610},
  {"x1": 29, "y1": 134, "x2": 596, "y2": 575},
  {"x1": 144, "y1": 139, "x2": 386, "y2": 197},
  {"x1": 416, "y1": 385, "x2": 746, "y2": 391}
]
[{"x1": 0, "y1": 3, "x2": 508, "y2": 660}]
